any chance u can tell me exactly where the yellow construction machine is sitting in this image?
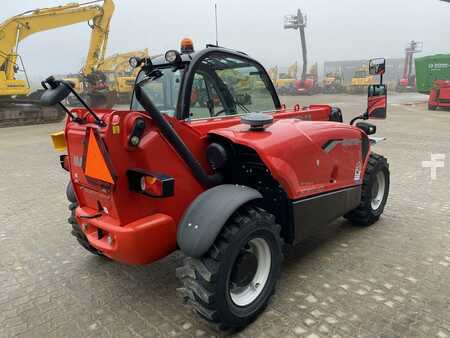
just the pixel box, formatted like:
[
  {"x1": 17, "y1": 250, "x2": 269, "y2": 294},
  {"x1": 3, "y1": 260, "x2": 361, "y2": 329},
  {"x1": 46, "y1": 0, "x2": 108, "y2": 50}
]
[
  {"x1": 66, "y1": 49, "x2": 149, "y2": 105},
  {"x1": 267, "y1": 66, "x2": 278, "y2": 84},
  {"x1": 323, "y1": 70, "x2": 344, "y2": 94},
  {"x1": 275, "y1": 62, "x2": 298, "y2": 95},
  {"x1": 0, "y1": 0, "x2": 115, "y2": 127},
  {"x1": 346, "y1": 65, "x2": 377, "y2": 94}
]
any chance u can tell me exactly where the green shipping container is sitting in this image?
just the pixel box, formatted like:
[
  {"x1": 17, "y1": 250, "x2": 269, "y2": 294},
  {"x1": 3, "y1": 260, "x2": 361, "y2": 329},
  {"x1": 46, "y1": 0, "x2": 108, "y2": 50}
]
[{"x1": 415, "y1": 54, "x2": 450, "y2": 94}]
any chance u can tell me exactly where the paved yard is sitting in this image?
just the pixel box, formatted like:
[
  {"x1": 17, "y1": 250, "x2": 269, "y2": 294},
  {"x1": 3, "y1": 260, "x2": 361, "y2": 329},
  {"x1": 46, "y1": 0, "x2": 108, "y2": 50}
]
[{"x1": 0, "y1": 93, "x2": 449, "y2": 337}]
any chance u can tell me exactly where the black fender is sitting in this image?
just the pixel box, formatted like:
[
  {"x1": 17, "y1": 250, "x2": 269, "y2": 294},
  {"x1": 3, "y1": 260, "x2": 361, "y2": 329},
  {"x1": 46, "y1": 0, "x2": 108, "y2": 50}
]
[{"x1": 177, "y1": 184, "x2": 262, "y2": 258}]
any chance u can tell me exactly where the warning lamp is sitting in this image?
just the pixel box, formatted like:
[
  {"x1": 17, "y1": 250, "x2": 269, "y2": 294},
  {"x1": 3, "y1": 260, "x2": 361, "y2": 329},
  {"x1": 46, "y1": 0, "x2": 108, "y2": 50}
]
[
  {"x1": 180, "y1": 38, "x2": 194, "y2": 54},
  {"x1": 127, "y1": 169, "x2": 174, "y2": 198}
]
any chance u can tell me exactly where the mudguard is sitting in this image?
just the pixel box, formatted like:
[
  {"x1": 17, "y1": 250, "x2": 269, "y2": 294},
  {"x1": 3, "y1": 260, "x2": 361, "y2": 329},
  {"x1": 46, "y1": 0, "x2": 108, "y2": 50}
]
[{"x1": 177, "y1": 184, "x2": 262, "y2": 258}]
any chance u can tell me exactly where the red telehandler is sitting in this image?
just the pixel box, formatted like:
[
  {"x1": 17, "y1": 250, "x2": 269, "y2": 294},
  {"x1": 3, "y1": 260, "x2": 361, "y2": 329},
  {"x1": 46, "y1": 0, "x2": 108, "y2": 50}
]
[
  {"x1": 397, "y1": 40, "x2": 422, "y2": 92},
  {"x1": 428, "y1": 0, "x2": 450, "y2": 109},
  {"x1": 42, "y1": 40, "x2": 389, "y2": 329}
]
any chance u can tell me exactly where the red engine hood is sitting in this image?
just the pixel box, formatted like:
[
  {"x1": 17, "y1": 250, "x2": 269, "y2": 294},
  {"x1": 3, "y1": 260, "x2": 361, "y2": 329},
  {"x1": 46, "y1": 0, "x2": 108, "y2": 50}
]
[{"x1": 210, "y1": 119, "x2": 365, "y2": 199}]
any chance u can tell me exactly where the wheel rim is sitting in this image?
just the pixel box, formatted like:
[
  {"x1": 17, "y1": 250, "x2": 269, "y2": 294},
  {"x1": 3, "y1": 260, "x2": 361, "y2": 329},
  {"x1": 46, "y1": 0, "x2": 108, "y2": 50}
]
[
  {"x1": 371, "y1": 171, "x2": 386, "y2": 210},
  {"x1": 229, "y1": 238, "x2": 272, "y2": 307}
]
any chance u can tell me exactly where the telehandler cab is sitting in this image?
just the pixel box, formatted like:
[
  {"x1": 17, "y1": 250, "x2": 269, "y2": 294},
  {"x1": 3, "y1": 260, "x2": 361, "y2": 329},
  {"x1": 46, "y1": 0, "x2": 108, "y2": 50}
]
[{"x1": 42, "y1": 40, "x2": 390, "y2": 329}]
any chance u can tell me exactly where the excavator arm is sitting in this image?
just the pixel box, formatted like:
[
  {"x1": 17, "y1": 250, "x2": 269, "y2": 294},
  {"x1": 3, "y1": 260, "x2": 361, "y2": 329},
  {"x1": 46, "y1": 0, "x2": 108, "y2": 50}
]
[
  {"x1": 0, "y1": 0, "x2": 114, "y2": 127},
  {"x1": 81, "y1": 0, "x2": 115, "y2": 76},
  {"x1": 0, "y1": 0, "x2": 114, "y2": 90},
  {"x1": 98, "y1": 49, "x2": 149, "y2": 74}
]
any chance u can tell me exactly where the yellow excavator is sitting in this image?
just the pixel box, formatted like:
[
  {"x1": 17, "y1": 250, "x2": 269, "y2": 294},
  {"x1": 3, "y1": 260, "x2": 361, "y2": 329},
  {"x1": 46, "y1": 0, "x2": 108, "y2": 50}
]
[
  {"x1": 346, "y1": 65, "x2": 377, "y2": 94},
  {"x1": 0, "y1": 0, "x2": 114, "y2": 127},
  {"x1": 275, "y1": 62, "x2": 298, "y2": 95},
  {"x1": 65, "y1": 48, "x2": 149, "y2": 105}
]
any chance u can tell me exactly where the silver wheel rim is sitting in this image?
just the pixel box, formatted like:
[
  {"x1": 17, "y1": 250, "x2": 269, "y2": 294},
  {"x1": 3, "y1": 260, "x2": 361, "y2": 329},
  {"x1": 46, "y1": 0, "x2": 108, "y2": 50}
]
[
  {"x1": 371, "y1": 171, "x2": 386, "y2": 210},
  {"x1": 230, "y1": 238, "x2": 272, "y2": 307}
]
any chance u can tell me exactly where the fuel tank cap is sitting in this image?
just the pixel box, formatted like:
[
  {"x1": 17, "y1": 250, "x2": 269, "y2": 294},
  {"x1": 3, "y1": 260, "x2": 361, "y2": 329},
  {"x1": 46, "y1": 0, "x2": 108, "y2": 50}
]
[{"x1": 241, "y1": 113, "x2": 273, "y2": 131}]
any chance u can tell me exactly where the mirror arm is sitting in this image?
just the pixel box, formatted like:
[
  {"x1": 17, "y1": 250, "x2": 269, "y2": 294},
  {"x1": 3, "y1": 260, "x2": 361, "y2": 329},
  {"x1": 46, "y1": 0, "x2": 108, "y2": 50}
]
[
  {"x1": 67, "y1": 85, "x2": 106, "y2": 127},
  {"x1": 350, "y1": 112, "x2": 368, "y2": 126},
  {"x1": 41, "y1": 77, "x2": 105, "y2": 127}
]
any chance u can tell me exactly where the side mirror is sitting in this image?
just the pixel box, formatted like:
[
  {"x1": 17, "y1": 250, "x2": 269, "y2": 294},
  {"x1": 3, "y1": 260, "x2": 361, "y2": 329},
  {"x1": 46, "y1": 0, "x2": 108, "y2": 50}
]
[
  {"x1": 40, "y1": 80, "x2": 73, "y2": 106},
  {"x1": 369, "y1": 58, "x2": 386, "y2": 76},
  {"x1": 367, "y1": 84, "x2": 387, "y2": 119}
]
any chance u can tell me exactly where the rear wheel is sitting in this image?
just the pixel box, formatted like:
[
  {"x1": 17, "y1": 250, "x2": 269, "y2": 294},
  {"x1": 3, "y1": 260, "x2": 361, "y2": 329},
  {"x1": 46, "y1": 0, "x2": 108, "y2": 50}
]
[
  {"x1": 68, "y1": 203, "x2": 103, "y2": 256},
  {"x1": 176, "y1": 206, "x2": 282, "y2": 329},
  {"x1": 345, "y1": 153, "x2": 390, "y2": 226},
  {"x1": 66, "y1": 183, "x2": 103, "y2": 256}
]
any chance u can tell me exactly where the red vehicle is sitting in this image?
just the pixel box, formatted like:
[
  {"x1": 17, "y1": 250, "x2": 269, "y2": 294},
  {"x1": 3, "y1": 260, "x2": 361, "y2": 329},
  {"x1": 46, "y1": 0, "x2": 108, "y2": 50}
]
[
  {"x1": 41, "y1": 43, "x2": 389, "y2": 329},
  {"x1": 294, "y1": 75, "x2": 320, "y2": 95},
  {"x1": 397, "y1": 40, "x2": 422, "y2": 92},
  {"x1": 428, "y1": 80, "x2": 450, "y2": 110}
]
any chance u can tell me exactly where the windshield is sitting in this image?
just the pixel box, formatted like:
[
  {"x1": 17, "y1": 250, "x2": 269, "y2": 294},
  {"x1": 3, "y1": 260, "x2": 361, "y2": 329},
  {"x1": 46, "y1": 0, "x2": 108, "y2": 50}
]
[
  {"x1": 189, "y1": 54, "x2": 276, "y2": 120},
  {"x1": 131, "y1": 67, "x2": 183, "y2": 116}
]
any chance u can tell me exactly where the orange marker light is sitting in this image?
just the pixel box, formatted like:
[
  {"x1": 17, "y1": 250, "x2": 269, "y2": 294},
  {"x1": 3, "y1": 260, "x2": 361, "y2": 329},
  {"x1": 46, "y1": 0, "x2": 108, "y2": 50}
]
[
  {"x1": 181, "y1": 38, "x2": 194, "y2": 54},
  {"x1": 84, "y1": 130, "x2": 114, "y2": 184}
]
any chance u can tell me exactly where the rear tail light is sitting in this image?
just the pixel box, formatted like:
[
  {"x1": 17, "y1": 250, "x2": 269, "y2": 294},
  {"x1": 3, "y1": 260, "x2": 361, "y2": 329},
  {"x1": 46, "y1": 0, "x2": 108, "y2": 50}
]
[
  {"x1": 127, "y1": 169, "x2": 174, "y2": 198},
  {"x1": 140, "y1": 176, "x2": 164, "y2": 196}
]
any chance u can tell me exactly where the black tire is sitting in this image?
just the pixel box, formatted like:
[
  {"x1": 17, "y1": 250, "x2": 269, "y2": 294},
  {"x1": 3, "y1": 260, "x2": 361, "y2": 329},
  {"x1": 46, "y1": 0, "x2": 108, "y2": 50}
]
[
  {"x1": 176, "y1": 206, "x2": 282, "y2": 329},
  {"x1": 345, "y1": 153, "x2": 390, "y2": 226},
  {"x1": 428, "y1": 104, "x2": 437, "y2": 111},
  {"x1": 68, "y1": 202, "x2": 103, "y2": 256}
]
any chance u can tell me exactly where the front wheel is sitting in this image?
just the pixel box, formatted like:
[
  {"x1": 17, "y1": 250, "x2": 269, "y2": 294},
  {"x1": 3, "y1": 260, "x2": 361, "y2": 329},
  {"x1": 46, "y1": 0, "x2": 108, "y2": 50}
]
[
  {"x1": 176, "y1": 206, "x2": 282, "y2": 329},
  {"x1": 345, "y1": 153, "x2": 390, "y2": 226}
]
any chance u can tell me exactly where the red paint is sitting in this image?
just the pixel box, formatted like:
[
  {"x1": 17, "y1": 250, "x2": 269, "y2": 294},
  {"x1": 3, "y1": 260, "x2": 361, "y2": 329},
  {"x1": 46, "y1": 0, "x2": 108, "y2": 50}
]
[
  {"x1": 368, "y1": 95, "x2": 387, "y2": 118},
  {"x1": 428, "y1": 80, "x2": 450, "y2": 110}
]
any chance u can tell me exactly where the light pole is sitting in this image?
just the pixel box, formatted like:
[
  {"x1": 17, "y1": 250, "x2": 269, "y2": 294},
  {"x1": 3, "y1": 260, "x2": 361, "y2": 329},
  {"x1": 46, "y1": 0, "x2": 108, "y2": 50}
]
[
  {"x1": 284, "y1": 9, "x2": 308, "y2": 82},
  {"x1": 214, "y1": 3, "x2": 219, "y2": 46}
]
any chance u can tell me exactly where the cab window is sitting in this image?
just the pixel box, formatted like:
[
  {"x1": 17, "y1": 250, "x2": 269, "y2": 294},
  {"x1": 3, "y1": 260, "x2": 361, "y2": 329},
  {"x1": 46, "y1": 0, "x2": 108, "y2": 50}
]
[
  {"x1": 190, "y1": 73, "x2": 223, "y2": 119},
  {"x1": 131, "y1": 67, "x2": 182, "y2": 116},
  {"x1": 188, "y1": 54, "x2": 276, "y2": 120}
]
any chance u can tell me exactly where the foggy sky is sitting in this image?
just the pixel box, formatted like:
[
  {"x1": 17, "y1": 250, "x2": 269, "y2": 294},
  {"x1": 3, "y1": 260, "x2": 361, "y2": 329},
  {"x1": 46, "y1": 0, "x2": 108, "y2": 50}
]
[{"x1": 3, "y1": 0, "x2": 450, "y2": 82}]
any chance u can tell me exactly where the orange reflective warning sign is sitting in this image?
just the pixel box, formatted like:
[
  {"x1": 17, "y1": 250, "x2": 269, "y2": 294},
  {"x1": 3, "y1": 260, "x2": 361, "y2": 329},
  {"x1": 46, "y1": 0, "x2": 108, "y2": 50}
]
[{"x1": 84, "y1": 130, "x2": 114, "y2": 184}]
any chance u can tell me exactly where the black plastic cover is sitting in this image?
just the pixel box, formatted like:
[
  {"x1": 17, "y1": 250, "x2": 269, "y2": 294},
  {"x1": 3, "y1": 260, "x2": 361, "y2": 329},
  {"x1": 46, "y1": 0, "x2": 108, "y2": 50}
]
[{"x1": 177, "y1": 184, "x2": 262, "y2": 257}]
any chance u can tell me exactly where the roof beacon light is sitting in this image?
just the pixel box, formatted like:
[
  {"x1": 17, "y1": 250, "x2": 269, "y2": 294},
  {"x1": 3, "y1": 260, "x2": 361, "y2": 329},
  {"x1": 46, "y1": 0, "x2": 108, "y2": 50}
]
[{"x1": 181, "y1": 38, "x2": 194, "y2": 54}]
